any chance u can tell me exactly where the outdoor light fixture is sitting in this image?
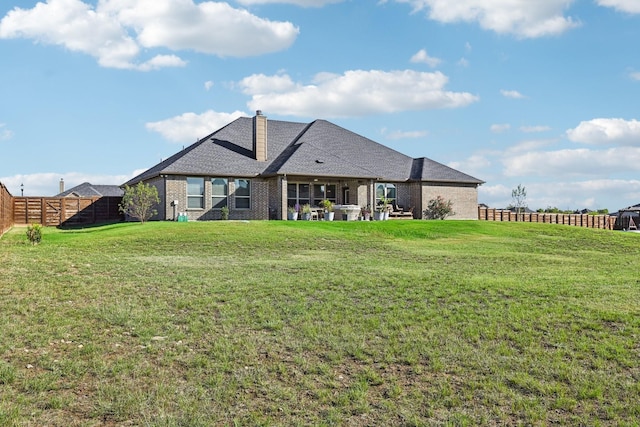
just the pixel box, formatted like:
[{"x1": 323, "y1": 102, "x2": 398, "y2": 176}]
[{"x1": 20, "y1": 183, "x2": 23, "y2": 196}]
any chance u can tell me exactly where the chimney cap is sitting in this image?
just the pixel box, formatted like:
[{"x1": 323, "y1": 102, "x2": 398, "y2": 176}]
[{"x1": 256, "y1": 110, "x2": 263, "y2": 116}]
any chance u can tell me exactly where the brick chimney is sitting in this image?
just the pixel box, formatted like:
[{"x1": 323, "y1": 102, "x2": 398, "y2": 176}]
[{"x1": 253, "y1": 110, "x2": 267, "y2": 162}]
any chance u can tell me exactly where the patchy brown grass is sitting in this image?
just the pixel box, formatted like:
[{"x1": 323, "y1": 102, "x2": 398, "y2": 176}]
[{"x1": 1, "y1": 220, "x2": 639, "y2": 425}]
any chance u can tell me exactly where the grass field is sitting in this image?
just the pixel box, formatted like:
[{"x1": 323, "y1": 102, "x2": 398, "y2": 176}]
[{"x1": 1, "y1": 220, "x2": 639, "y2": 426}]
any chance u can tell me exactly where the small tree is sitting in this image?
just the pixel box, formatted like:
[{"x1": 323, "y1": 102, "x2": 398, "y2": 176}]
[
  {"x1": 511, "y1": 184, "x2": 527, "y2": 214},
  {"x1": 119, "y1": 182, "x2": 160, "y2": 223},
  {"x1": 26, "y1": 223, "x2": 43, "y2": 245},
  {"x1": 423, "y1": 196, "x2": 454, "y2": 220}
]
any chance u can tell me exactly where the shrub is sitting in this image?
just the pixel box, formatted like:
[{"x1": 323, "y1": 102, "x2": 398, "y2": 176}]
[
  {"x1": 221, "y1": 206, "x2": 229, "y2": 220},
  {"x1": 423, "y1": 196, "x2": 454, "y2": 220},
  {"x1": 119, "y1": 182, "x2": 160, "y2": 224},
  {"x1": 26, "y1": 224, "x2": 42, "y2": 245}
]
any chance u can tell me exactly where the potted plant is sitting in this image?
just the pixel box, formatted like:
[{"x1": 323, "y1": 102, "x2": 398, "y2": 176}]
[
  {"x1": 361, "y1": 205, "x2": 371, "y2": 221},
  {"x1": 287, "y1": 206, "x2": 298, "y2": 220},
  {"x1": 375, "y1": 197, "x2": 389, "y2": 220},
  {"x1": 301, "y1": 203, "x2": 312, "y2": 220},
  {"x1": 321, "y1": 199, "x2": 334, "y2": 221}
]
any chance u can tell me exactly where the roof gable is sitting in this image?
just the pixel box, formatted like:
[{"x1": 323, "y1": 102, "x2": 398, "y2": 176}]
[
  {"x1": 57, "y1": 182, "x2": 124, "y2": 197},
  {"x1": 125, "y1": 114, "x2": 483, "y2": 186},
  {"x1": 269, "y1": 120, "x2": 413, "y2": 180}
]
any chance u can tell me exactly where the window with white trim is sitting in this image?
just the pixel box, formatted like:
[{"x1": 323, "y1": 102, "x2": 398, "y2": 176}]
[
  {"x1": 375, "y1": 183, "x2": 396, "y2": 206},
  {"x1": 235, "y1": 179, "x2": 251, "y2": 209},
  {"x1": 211, "y1": 178, "x2": 228, "y2": 209},
  {"x1": 187, "y1": 177, "x2": 204, "y2": 209}
]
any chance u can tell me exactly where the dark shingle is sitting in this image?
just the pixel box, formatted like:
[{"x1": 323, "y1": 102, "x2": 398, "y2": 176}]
[
  {"x1": 125, "y1": 115, "x2": 483, "y2": 185},
  {"x1": 411, "y1": 157, "x2": 484, "y2": 184},
  {"x1": 56, "y1": 182, "x2": 124, "y2": 197}
]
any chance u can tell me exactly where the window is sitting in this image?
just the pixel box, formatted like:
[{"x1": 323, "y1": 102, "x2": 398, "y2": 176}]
[
  {"x1": 187, "y1": 177, "x2": 204, "y2": 209},
  {"x1": 313, "y1": 183, "x2": 336, "y2": 207},
  {"x1": 235, "y1": 179, "x2": 251, "y2": 209},
  {"x1": 376, "y1": 183, "x2": 396, "y2": 206},
  {"x1": 211, "y1": 178, "x2": 228, "y2": 209},
  {"x1": 287, "y1": 183, "x2": 310, "y2": 207}
]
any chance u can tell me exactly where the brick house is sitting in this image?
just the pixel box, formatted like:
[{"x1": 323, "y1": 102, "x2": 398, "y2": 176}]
[{"x1": 123, "y1": 111, "x2": 483, "y2": 221}]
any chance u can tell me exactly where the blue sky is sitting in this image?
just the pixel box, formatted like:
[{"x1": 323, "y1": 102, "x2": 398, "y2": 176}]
[{"x1": 1, "y1": 0, "x2": 639, "y2": 211}]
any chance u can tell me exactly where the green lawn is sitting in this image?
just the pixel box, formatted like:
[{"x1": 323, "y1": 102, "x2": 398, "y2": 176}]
[{"x1": 1, "y1": 220, "x2": 639, "y2": 426}]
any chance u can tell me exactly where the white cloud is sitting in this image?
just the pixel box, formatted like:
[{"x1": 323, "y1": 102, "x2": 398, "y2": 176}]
[
  {"x1": 410, "y1": 49, "x2": 442, "y2": 68},
  {"x1": 0, "y1": 0, "x2": 299, "y2": 70},
  {"x1": 0, "y1": 124, "x2": 13, "y2": 141},
  {"x1": 204, "y1": 81, "x2": 214, "y2": 91},
  {"x1": 457, "y1": 57, "x2": 469, "y2": 67},
  {"x1": 479, "y1": 179, "x2": 639, "y2": 211},
  {"x1": 566, "y1": 118, "x2": 640, "y2": 146},
  {"x1": 502, "y1": 146, "x2": 640, "y2": 177},
  {"x1": 500, "y1": 89, "x2": 526, "y2": 99},
  {"x1": 630, "y1": 71, "x2": 640, "y2": 81},
  {"x1": 0, "y1": 171, "x2": 135, "y2": 197},
  {"x1": 520, "y1": 125, "x2": 551, "y2": 133},
  {"x1": 106, "y1": 0, "x2": 299, "y2": 57},
  {"x1": 137, "y1": 55, "x2": 187, "y2": 72},
  {"x1": 524, "y1": 179, "x2": 640, "y2": 210},
  {"x1": 505, "y1": 139, "x2": 556, "y2": 154},
  {"x1": 238, "y1": 73, "x2": 298, "y2": 94},
  {"x1": 237, "y1": 0, "x2": 343, "y2": 6},
  {"x1": 490, "y1": 123, "x2": 510, "y2": 133},
  {"x1": 596, "y1": 0, "x2": 640, "y2": 14},
  {"x1": 395, "y1": 0, "x2": 580, "y2": 38},
  {"x1": 448, "y1": 154, "x2": 491, "y2": 178},
  {"x1": 382, "y1": 129, "x2": 428, "y2": 140},
  {"x1": 146, "y1": 110, "x2": 247, "y2": 143},
  {"x1": 239, "y1": 69, "x2": 479, "y2": 118}
]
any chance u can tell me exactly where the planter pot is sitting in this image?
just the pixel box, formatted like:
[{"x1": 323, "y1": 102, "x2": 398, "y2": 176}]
[
  {"x1": 287, "y1": 212, "x2": 298, "y2": 220},
  {"x1": 383, "y1": 211, "x2": 390, "y2": 220},
  {"x1": 373, "y1": 211, "x2": 384, "y2": 221},
  {"x1": 324, "y1": 212, "x2": 335, "y2": 221},
  {"x1": 301, "y1": 212, "x2": 311, "y2": 221}
]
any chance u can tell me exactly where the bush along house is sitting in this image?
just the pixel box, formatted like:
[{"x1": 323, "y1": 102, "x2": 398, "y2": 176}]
[{"x1": 123, "y1": 111, "x2": 484, "y2": 221}]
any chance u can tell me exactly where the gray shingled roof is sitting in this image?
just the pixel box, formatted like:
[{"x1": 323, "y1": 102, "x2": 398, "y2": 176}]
[
  {"x1": 125, "y1": 116, "x2": 483, "y2": 186},
  {"x1": 411, "y1": 157, "x2": 484, "y2": 184},
  {"x1": 56, "y1": 182, "x2": 124, "y2": 197}
]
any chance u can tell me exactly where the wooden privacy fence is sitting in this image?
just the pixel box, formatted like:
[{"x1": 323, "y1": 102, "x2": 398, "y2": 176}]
[
  {"x1": 478, "y1": 207, "x2": 616, "y2": 230},
  {"x1": 13, "y1": 196, "x2": 123, "y2": 227},
  {"x1": 1, "y1": 182, "x2": 13, "y2": 237}
]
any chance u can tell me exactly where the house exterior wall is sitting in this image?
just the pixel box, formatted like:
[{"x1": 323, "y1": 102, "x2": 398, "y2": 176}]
[
  {"x1": 356, "y1": 182, "x2": 370, "y2": 210},
  {"x1": 144, "y1": 176, "x2": 166, "y2": 221},
  {"x1": 409, "y1": 182, "x2": 422, "y2": 218},
  {"x1": 146, "y1": 174, "x2": 479, "y2": 221},
  {"x1": 421, "y1": 182, "x2": 479, "y2": 219},
  {"x1": 269, "y1": 177, "x2": 283, "y2": 220},
  {"x1": 160, "y1": 175, "x2": 269, "y2": 221},
  {"x1": 395, "y1": 182, "x2": 412, "y2": 210}
]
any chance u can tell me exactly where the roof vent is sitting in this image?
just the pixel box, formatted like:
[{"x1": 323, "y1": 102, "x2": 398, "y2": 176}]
[{"x1": 315, "y1": 159, "x2": 324, "y2": 164}]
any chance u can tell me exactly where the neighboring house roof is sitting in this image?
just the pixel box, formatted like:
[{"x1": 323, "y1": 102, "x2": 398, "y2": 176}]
[
  {"x1": 503, "y1": 206, "x2": 536, "y2": 213},
  {"x1": 620, "y1": 203, "x2": 640, "y2": 211},
  {"x1": 125, "y1": 116, "x2": 484, "y2": 186},
  {"x1": 56, "y1": 182, "x2": 124, "y2": 197}
]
